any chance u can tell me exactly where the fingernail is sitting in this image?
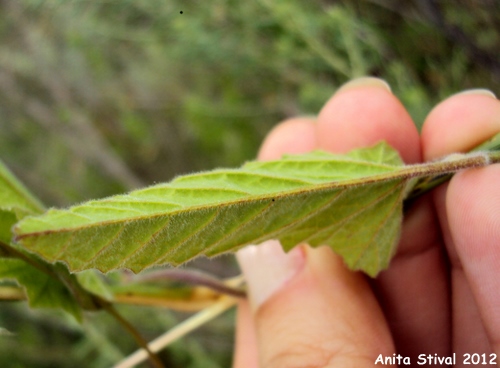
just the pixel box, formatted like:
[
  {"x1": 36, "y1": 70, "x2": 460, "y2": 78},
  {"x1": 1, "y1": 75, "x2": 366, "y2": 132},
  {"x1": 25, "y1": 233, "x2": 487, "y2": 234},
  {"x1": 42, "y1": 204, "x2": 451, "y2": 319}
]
[
  {"x1": 337, "y1": 76, "x2": 392, "y2": 94},
  {"x1": 236, "y1": 240, "x2": 306, "y2": 310},
  {"x1": 452, "y1": 89, "x2": 497, "y2": 99}
]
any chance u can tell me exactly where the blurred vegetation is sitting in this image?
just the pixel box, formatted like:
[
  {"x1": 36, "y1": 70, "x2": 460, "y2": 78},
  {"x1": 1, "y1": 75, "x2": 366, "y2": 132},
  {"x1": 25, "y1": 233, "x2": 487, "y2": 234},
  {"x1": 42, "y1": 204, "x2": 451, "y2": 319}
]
[{"x1": 0, "y1": 0, "x2": 498, "y2": 366}]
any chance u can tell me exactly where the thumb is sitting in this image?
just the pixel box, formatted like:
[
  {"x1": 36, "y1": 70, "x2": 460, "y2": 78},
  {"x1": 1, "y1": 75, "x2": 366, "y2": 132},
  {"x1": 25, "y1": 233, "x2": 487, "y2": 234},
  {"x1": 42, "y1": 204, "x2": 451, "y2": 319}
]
[{"x1": 237, "y1": 240, "x2": 394, "y2": 367}]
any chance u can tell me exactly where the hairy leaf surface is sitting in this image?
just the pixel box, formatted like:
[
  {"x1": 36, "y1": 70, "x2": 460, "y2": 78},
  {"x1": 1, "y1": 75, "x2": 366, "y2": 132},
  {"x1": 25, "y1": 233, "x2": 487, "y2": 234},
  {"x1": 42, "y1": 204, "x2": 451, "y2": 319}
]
[{"x1": 13, "y1": 142, "x2": 495, "y2": 276}]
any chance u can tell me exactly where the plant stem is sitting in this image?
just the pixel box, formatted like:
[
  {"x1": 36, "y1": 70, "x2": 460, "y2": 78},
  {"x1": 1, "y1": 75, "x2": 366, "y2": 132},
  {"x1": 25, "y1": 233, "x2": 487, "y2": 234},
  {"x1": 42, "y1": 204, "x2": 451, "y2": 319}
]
[
  {"x1": 0, "y1": 241, "x2": 101, "y2": 311},
  {"x1": 0, "y1": 285, "x2": 26, "y2": 301},
  {"x1": 0, "y1": 241, "x2": 59, "y2": 280},
  {"x1": 53, "y1": 263, "x2": 101, "y2": 311},
  {"x1": 101, "y1": 301, "x2": 165, "y2": 368},
  {"x1": 132, "y1": 268, "x2": 246, "y2": 298},
  {"x1": 1, "y1": 241, "x2": 163, "y2": 366},
  {"x1": 406, "y1": 148, "x2": 500, "y2": 203},
  {"x1": 114, "y1": 295, "x2": 239, "y2": 368},
  {"x1": 114, "y1": 276, "x2": 244, "y2": 368}
]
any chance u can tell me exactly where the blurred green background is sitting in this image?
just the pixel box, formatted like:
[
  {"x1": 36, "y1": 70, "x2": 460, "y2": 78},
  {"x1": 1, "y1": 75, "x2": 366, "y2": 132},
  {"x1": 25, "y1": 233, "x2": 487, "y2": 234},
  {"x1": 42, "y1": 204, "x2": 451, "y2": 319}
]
[{"x1": 0, "y1": 0, "x2": 498, "y2": 366}]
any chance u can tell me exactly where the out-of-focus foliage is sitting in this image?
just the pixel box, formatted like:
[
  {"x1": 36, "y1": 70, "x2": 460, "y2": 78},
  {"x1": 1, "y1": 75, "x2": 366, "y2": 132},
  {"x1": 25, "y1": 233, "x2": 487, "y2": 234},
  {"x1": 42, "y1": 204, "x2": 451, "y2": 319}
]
[
  {"x1": 0, "y1": 0, "x2": 498, "y2": 366},
  {"x1": 1, "y1": 0, "x2": 499, "y2": 206}
]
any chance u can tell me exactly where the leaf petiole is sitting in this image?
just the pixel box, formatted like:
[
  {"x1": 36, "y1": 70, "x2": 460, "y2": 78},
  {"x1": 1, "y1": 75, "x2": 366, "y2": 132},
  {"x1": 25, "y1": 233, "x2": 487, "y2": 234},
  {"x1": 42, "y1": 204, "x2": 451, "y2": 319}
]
[
  {"x1": 406, "y1": 135, "x2": 500, "y2": 202},
  {"x1": 131, "y1": 268, "x2": 246, "y2": 298}
]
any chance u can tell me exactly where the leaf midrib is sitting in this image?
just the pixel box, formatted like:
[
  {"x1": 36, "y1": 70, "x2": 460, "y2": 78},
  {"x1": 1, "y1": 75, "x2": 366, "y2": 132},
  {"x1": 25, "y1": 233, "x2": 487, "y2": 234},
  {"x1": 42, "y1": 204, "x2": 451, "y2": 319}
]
[{"x1": 17, "y1": 155, "x2": 479, "y2": 239}]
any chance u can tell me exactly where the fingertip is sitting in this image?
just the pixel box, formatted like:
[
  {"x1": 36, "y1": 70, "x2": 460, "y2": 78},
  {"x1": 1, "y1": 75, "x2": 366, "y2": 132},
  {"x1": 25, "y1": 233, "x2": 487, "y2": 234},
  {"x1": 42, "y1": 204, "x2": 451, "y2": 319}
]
[
  {"x1": 258, "y1": 117, "x2": 317, "y2": 161},
  {"x1": 252, "y1": 246, "x2": 393, "y2": 367},
  {"x1": 317, "y1": 82, "x2": 421, "y2": 163},
  {"x1": 421, "y1": 91, "x2": 500, "y2": 160}
]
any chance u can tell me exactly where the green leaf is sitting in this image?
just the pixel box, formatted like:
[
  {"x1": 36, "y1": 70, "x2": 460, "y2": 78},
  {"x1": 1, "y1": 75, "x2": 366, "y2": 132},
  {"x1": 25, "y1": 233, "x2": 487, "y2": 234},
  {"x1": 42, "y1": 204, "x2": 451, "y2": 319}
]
[
  {"x1": 0, "y1": 258, "x2": 82, "y2": 320},
  {"x1": 76, "y1": 270, "x2": 114, "y2": 301},
  {"x1": 0, "y1": 159, "x2": 44, "y2": 220},
  {"x1": 0, "y1": 159, "x2": 44, "y2": 244},
  {"x1": 0, "y1": 211, "x2": 18, "y2": 245},
  {"x1": 0, "y1": 160, "x2": 85, "y2": 320},
  {"x1": 13, "y1": 142, "x2": 498, "y2": 277}
]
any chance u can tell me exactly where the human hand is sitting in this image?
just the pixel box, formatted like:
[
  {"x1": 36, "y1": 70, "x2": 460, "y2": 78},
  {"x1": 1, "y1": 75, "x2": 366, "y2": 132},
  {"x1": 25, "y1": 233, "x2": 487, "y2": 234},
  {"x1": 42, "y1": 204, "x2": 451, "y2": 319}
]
[{"x1": 233, "y1": 77, "x2": 500, "y2": 368}]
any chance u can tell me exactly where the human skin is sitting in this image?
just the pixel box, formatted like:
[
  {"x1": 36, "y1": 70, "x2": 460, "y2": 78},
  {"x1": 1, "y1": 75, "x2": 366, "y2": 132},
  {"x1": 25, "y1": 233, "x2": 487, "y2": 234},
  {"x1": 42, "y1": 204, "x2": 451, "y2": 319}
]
[{"x1": 233, "y1": 78, "x2": 500, "y2": 368}]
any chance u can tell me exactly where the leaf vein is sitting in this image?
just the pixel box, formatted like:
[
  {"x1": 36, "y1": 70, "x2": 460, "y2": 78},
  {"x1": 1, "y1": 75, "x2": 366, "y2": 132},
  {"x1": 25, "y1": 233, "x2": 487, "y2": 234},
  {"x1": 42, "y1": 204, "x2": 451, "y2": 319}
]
[
  {"x1": 353, "y1": 181, "x2": 407, "y2": 269},
  {"x1": 78, "y1": 226, "x2": 128, "y2": 268}
]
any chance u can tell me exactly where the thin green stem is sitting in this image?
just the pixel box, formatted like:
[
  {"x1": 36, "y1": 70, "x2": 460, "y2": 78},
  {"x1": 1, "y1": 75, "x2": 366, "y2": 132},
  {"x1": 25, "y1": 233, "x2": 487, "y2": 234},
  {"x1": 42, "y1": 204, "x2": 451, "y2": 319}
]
[
  {"x1": 114, "y1": 276, "x2": 244, "y2": 368},
  {"x1": 0, "y1": 240, "x2": 101, "y2": 311},
  {"x1": 0, "y1": 241, "x2": 59, "y2": 279},
  {"x1": 100, "y1": 301, "x2": 165, "y2": 368},
  {"x1": 2, "y1": 242, "x2": 162, "y2": 366}
]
